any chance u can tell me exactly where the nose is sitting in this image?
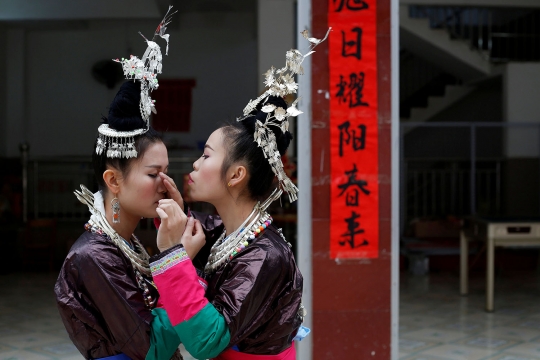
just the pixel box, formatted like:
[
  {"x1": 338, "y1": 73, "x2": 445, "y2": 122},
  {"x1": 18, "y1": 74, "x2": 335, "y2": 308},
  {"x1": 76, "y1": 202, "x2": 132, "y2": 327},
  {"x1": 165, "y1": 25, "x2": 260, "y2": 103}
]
[
  {"x1": 157, "y1": 175, "x2": 167, "y2": 194},
  {"x1": 193, "y1": 157, "x2": 200, "y2": 171}
]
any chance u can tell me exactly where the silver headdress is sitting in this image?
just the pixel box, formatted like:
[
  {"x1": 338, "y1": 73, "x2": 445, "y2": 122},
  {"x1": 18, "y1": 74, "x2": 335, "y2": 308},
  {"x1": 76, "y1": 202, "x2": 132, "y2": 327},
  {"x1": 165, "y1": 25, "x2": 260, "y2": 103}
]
[
  {"x1": 238, "y1": 28, "x2": 331, "y2": 202},
  {"x1": 95, "y1": 6, "x2": 177, "y2": 159}
]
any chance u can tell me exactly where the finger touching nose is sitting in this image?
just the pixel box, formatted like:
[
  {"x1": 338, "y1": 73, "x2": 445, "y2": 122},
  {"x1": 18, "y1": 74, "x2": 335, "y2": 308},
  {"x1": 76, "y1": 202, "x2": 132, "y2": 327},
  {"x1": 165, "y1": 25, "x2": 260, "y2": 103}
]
[{"x1": 157, "y1": 176, "x2": 167, "y2": 193}]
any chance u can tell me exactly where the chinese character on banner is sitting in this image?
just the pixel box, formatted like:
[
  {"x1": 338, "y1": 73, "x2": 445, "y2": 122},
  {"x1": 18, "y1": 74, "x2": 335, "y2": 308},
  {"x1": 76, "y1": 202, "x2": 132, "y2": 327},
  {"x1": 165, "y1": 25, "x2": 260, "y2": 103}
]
[
  {"x1": 341, "y1": 28, "x2": 362, "y2": 59},
  {"x1": 337, "y1": 121, "x2": 366, "y2": 157},
  {"x1": 337, "y1": 163, "x2": 370, "y2": 207},
  {"x1": 340, "y1": 211, "x2": 369, "y2": 248},
  {"x1": 329, "y1": 0, "x2": 379, "y2": 259},
  {"x1": 336, "y1": 72, "x2": 369, "y2": 108},
  {"x1": 332, "y1": 0, "x2": 369, "y2": 12}
]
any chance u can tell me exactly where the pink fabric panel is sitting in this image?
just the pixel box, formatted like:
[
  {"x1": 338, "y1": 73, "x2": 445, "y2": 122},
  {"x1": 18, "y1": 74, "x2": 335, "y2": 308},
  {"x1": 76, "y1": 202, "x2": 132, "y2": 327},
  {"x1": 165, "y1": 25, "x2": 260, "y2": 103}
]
[{"x1": 153, "y1": 259, "x2": 208, "y2": 326}]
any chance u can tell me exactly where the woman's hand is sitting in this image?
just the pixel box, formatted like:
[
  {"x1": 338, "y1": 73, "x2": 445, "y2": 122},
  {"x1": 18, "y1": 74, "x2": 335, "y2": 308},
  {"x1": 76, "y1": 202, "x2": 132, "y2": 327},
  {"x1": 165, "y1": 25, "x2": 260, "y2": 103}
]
[
  {"x1": 181, "y1": 217, "x2": 206, "y2": 259},
  {"x1": 159, "y1": 172, "x2": 184, "y2": 211},
  {"x1": 156, "y1": 199, "x2": 188, "y2": 252}
]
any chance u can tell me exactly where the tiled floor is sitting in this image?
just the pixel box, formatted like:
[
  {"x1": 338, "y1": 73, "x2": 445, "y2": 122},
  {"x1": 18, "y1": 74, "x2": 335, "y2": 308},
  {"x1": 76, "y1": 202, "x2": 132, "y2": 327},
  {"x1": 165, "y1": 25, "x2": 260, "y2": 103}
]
[
  {"x1": 0, "y1": 272, "x2": 194, "y2": 360},
  {"x1": 400, "y1": 271, "x2": 540, "y2": 360},
  {"x1": 1, "y1": 270, "x2": 539, "y2": 359}
]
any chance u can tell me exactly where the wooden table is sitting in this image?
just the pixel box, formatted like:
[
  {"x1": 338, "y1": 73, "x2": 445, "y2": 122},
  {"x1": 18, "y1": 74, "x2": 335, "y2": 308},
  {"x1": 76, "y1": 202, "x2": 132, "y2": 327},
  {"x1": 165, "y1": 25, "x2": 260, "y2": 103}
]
[{"x1": 460, "y1": 217, "x2": 540, "y2": 312}]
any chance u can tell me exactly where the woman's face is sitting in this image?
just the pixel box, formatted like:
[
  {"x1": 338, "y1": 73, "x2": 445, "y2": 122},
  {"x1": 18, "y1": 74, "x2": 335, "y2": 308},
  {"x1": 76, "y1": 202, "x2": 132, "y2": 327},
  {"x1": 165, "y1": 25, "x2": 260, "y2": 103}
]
[
  {"x1": 189, "y1": 128, "x2": 228, "y2": 203},
  {"x1": 117, "y1": 142, "x2": 169, "y2": 219}
]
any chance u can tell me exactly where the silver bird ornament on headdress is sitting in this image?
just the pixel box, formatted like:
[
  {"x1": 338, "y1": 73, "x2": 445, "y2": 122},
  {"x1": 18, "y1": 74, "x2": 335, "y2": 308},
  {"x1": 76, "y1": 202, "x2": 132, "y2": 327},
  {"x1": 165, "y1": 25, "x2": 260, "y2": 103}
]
[{"x1": 238, "y1": 28, "x2": 331, "y2": 203}]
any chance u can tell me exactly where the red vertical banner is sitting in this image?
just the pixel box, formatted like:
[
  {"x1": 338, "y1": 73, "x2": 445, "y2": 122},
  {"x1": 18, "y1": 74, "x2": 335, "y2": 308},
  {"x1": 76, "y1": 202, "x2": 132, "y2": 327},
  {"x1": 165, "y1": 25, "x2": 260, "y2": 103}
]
[{"x1": 329, "y1": 0, "x2": 379, "y2": 259}]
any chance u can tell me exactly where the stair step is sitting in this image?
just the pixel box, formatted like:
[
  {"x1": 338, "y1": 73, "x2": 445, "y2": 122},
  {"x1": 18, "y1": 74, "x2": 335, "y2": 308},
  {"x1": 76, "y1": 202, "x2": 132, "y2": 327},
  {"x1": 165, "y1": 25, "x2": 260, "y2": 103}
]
[
  {"x1": 400, "y1": 5, "x2": 491, "y2": 81},
  {"x1": 404, "y1": 85, "x2": 475, "y2": 125}
]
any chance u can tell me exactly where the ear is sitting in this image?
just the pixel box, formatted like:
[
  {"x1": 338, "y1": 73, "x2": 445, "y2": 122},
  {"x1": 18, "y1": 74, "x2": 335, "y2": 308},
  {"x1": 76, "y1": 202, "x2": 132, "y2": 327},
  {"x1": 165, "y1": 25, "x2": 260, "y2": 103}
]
[
  {"x1": 228, "y1": 164, "x2": 248, "y2": 188},
  {"x1": 103, "y1": 169, "x2": 121, "y2": 195}
]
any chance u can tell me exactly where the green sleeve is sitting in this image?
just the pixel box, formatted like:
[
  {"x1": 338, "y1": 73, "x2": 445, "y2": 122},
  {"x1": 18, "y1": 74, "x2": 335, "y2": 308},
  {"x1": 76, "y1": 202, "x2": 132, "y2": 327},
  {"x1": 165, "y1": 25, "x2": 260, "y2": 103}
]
[
  {"x1": 146, "y1": 308, "x2": 181, "y2": 360},
  {"x1": 150, "y1": 304, "x2": 230, "y2": 360}
]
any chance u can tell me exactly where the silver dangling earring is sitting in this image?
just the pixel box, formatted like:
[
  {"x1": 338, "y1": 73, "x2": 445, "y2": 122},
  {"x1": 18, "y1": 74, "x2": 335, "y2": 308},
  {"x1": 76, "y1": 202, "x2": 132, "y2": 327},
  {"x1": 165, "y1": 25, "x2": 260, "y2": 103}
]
[{"x1": 111, "y1": 197, "x2": 120, "y2": 224}]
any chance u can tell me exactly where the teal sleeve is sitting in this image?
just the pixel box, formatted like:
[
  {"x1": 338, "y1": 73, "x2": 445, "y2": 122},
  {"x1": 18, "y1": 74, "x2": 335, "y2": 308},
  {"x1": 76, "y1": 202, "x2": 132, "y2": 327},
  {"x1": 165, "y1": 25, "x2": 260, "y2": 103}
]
[
  {"x1": 152, "y1": 303, "x2": 230, "y2": 360},
  {"x1": 146, "y1": 308, "x2": 182, "y2": 360}
]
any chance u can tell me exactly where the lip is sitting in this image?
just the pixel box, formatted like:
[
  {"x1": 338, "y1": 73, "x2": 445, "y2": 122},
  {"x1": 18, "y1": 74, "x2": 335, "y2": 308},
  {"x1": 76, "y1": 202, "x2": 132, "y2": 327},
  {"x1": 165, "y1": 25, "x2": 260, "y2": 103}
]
[{"x1": 188, "y1": 174, "x2": 194, "y2": 184}]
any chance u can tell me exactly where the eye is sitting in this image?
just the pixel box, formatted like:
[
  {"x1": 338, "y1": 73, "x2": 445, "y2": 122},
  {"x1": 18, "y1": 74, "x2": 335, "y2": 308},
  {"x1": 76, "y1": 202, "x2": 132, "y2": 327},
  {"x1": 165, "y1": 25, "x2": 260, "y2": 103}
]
[
  {"x1": 148, "y1": 174, "x2": 158, "y2": 178},
  {"x1": 201, "y1": 154, "x2": 209, "y2": 159}
]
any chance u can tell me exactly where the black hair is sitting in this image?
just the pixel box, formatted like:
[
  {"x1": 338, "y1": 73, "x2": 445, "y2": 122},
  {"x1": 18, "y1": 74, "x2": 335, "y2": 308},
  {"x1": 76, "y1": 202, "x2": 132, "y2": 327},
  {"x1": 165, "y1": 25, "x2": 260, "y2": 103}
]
[
  {"x1": 220, "y1": 96, "x2": 293, "y2": 200},
  {"x1": 92, "y1": 81, "x2": 163, "y2": 191}
]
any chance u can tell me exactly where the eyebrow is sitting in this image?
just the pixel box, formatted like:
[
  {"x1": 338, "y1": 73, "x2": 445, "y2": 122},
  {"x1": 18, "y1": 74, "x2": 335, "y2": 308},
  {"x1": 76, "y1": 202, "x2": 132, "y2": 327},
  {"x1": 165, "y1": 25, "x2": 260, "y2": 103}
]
[
  {"x1": 145, "y1": 165, "x2": 169, "y2": 170},
  {"x1": 204, "y1": 144, "x2": 214, "y2": 151}
]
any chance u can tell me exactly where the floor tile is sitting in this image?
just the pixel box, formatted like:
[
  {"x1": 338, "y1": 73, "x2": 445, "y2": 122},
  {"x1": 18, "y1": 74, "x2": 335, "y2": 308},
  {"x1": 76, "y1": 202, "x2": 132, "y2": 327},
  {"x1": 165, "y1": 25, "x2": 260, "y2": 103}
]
[
  {"x1": 510, "y1": 319, "x2": 540, "y2": 331},
  {"x1": 501, "y1": 343, "x2": 540, "y2": 358},
  {"x1": 399, "y1": 338, "x2": 441, "y2": 353},
  {"x1": 401, "y1": 328, "x2": 469, "y2": 343},
  {"x1": 432, "y1": 320, "x2": 485, "y2": 333},
  {"x1": 26, "y1": 341, "x2": 80, "y2": 357},
  {"x1": 413, "y1": 344, "x2": 499, "y2": 360},
  {"x1": 492, "y1": 352, "x2": 540, "y2": 360},
  {"x1": 0, "y1": 349, "x2": 54, "y2": 360},
  {"x1": 453, "y1": 335, "x2": 518, "y2": 351},
  {"x1": 400, "y1": 315, "x2": 450, "y2": 328},
  {"x1": 401, "y1": 355, "x2": 454, "y2": 360},
  {"x1": 478, "y1": 326, "x2": 540, "y2": 342},
  {"x1": 0, "y1": 331, "x2": 66, "y2": 349},
  {"x1": 0, "y1": 344, "x2": 14, "y2": 354}
]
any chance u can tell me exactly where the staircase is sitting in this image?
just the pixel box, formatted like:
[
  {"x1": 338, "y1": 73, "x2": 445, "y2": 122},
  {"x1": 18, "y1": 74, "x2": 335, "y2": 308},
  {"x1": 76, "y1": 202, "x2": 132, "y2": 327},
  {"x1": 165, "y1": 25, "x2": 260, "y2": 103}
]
[
  {"x1": 400, "y1": 5, "x2": 491, "y2": 82},
  {"x1": 400, "y1": 5, "x2": 540, "y2": 124},
  {"x1": 400, "y1": 50, "x2": 471, "y2": 125}
]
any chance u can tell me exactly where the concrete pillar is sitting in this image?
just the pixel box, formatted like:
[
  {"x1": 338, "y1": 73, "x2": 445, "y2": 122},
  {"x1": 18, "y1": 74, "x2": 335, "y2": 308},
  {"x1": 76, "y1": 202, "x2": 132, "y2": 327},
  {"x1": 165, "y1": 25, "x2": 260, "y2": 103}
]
[
  {"x1": 310, "y1": 0, "x2": 395, "y2": 358},
  {"x1": 5, "y1": 28, "x2": 26, "y2": 158},
  {"x1": 503, "y1": 63, "x2": 540, "y2": 215},
  {"x1": 504, "y1": 63, "x2": 540, "y2": 157},
  {"x1": 296, "y1": 0, "x2": 313, "y2": 358},
  {"x1": 257, "y1": 0, "x2": 295, "y2": 92},
  {"x1": 0, "y1": 25, "x2": 6, "y2": 157}
]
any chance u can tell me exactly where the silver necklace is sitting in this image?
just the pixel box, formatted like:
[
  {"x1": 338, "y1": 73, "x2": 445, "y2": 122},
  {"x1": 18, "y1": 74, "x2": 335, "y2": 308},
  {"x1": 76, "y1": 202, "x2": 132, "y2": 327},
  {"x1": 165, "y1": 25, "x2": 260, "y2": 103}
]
[{"x1": 204, "y1": 188, "x2": 282, "y2": 274}]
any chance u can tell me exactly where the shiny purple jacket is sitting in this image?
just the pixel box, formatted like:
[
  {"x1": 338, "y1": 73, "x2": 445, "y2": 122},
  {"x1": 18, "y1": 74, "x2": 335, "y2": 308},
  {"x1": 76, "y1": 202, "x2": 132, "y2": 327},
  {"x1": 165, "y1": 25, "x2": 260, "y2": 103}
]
[{"x1": 55, "y1": 212, "x2": 302, "y2": 358}]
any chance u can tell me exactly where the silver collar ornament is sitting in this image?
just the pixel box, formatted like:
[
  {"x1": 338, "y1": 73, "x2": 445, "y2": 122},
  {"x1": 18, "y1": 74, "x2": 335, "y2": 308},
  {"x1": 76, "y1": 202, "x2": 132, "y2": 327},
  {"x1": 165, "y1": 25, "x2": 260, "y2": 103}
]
[
  {"x1": 74, "y1": 185, "x2": 152, "y2": 276},
  {"x1": 238, "y1": 28, "x2": 331, "y2": 203},
  {"x1": 96, "y1": 6, "x2": 177, "y2": 159}
]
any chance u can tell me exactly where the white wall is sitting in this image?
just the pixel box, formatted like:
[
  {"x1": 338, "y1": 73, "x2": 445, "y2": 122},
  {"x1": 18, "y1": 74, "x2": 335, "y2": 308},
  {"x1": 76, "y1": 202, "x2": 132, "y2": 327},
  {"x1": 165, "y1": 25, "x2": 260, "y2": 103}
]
[
  {"x1": 0, "y1": 25, "x2": 6, "y2": 157},
  {"x1": 258, "y1": 0, "x2": 295, "y2": 92},
  {"x1": 4, "y1": 29, "x2": 26, "y2": 158},
  {"x1": 503, "y1": 63, "x2": 540, "y2": 158},
  {"x1": 2, "y1": 12, "x2": 257, "y2": 158}
]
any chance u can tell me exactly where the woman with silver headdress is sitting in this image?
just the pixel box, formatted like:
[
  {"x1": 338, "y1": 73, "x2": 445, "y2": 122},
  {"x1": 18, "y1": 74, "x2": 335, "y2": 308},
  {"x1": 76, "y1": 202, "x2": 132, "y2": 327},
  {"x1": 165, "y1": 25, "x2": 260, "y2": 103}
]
[
  {"x1": 147, "y1": 30, "x2": 329, "y2": 360},
  {"x1": 54, "y1": 9, "x2": 222, "y2": 360}
]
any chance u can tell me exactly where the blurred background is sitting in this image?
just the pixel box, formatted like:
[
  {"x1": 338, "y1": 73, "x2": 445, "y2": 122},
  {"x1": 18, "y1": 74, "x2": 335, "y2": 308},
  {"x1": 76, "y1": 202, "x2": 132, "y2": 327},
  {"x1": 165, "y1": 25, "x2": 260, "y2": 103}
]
[
  {"x1": 0, "y1": 0, "x2": 299, "y2": 269},
  {"x1": 1, "y1": 0, "x2": 540, "y2": 359}
]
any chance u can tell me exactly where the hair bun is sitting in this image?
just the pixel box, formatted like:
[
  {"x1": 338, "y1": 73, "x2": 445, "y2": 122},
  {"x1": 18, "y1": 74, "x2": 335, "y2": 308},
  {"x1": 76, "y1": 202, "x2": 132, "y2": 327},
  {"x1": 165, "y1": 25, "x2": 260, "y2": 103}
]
[
  {"x1": 105, "y1": 81, "x2": 145, "y2": 131},
  {"x1": 241, "y1": 95, "x2": 293, "y2": 155}
]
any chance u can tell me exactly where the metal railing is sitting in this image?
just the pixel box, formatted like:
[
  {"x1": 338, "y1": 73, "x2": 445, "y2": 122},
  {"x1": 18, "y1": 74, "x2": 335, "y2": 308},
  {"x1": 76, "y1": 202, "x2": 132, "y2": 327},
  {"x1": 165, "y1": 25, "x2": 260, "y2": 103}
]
[
  {"x1": 401, "y1": 122, "x2": 540, "y2": 231},
  {"x1": 405, "y1": 159, "x2": 501, "y2": 222},
  {"x1": 408, "y1": 5, "x2": 540, "y2": 62},
  {"x1": 19, "y1": 152, "x2": 198, "y2": 221}
]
